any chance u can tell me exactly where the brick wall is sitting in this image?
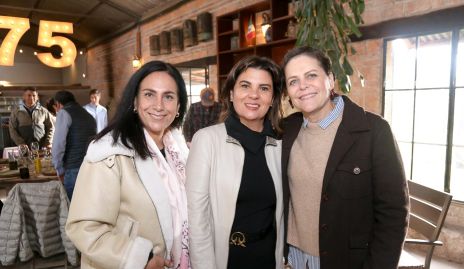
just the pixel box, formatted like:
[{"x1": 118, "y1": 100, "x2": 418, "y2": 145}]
[
  {"x1": 86, "y1": 0, "x2": 266, "y2": 116},
  {"x1": 86, "y1": 0, "x2": 464, "y2": 116}
]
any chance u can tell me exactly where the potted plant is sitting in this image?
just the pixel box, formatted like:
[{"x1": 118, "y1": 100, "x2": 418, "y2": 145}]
[{"x1": 294, "y1": 0, "x2": 365, "y2": 93}]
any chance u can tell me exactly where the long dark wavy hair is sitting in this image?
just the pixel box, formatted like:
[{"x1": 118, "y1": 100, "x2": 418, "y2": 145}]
[
  {"x1": 95, "y1": 60, "x2": 187, "y2": 159},
  {"x1": 219, "y1": 55, "x2": 284, "y2": 133}
]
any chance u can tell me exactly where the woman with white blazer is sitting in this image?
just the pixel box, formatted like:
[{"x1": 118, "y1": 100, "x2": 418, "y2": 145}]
[{"x1": 187, "y1": 56, "x2": 285, "y2": 269}]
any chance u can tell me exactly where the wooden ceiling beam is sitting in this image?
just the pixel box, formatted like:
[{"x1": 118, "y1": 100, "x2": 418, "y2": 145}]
[
  {"x1": 74, "y1": 2, "x2": 103, "y2": 26},
  {"x1": 27, "y1": 0, "x2": 42, "y2": 20},
  {"x1": 98, "y1": 0, "x2": 140, "y2": 20}
]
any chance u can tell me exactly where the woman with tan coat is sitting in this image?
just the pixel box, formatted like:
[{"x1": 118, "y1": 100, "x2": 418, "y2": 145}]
[
  {"x1": 66, "y1": 61, "x2": 190, "y2": 269},
  {"x1": 187, "y1": 56, "x2": 285, "y2": 269}
]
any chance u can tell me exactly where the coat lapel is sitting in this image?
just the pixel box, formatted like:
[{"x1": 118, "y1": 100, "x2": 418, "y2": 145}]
[
  {"x1": 133, "y1": 154, "x2": 173, "y2": 255},
  {"x1": 322, "y1": 96, "x2": 370, "y2": 192}
]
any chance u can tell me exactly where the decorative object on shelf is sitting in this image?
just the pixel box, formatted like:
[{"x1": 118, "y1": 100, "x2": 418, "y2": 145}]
[
  {"x1": 288, "y1": 0, "x2": 301, "y2": 16},
  {"x1": 216, "y1": 0, "x2": 297, "y2": 90},
  {"x1": 171, "y1": 28, "x2": 183, "y2": 52},
  {"x1": 261, "y1": 12, "x2": 272, "y2": 43},
  {"x1": 255, "y1": 11, "x2": 271, "y2": 44},
  {"x1": 295, "y1": 0, "x2": 365, "y2": 93},
  {"x1": 149, "y1": 35, "x2": 160, "y2": 56},
  {"x1": 286, "y1": 20, "x2": 297, "y2": 38},
  {"x1": 183, "y1": 19, "x2": 198, "y2": 47},
  {"x1": 197, "y1": 12, "x2": 213, "y2": 41},
  {"x1": 160, "y1": 31, "x2": 171, "y2": 54},
  {"x1": 255, "y1": 11, "x2": 266, "y2": 45},
  {"x1": 232, "y1": 18, "x2": 239, "y2": 31},
  {"x1": 245, "y1": 15, "x2": 256, "y2": 46},
  {"x1": 230, "y1": 35, "x2": 239, "y2": 50}
]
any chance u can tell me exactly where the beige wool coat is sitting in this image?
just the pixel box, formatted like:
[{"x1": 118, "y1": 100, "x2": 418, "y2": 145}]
[{"x1": 66, "y1": 129, "x2": 188, "y2": 269}]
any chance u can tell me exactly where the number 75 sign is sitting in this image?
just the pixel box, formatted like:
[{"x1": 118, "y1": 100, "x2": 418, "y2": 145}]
[{"x1": 0, "y1": 16, "x2": 77, "y2": 68}]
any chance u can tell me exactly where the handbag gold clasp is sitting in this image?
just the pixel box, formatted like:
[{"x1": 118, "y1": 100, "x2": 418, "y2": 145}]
[{"x1": 229, "y1": 231, "x2": 246, "y2": 247}]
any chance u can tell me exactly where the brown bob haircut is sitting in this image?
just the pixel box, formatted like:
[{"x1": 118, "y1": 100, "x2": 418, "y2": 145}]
[{"x1": 219, "y1": 55, "x2": 284, "y2": 133}]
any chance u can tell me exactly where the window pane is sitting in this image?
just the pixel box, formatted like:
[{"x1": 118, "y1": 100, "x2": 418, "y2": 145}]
[
  {"x1": 384, "y1": 90, "x2": 414, "y2": 142},
  {"x1": 179, "y1": 67, "x2": 207, "y2": 105},
  {"x1": 450, "y1": 146, "x2": 464, "y2": 201},
  {"x1": 412, "y1": 144, "x2": 446, "y2": 191},
  {"x1": 190, "y1": 68, "x2": 207, "y2": 97},
  {"x1": 414, "y1": 89, "x2": 449, "y2": 144},
  {"x1": 190, "y1": 95, "x2": 201, "y2": 104},
  {"x1": 453, "y1": 88, "x2": 464, "y2": 146},
  {"x1": 416, "y1": 32, "x2": 452, "y2": 89},
  {"x1": 451, "y1": 88, "x2": 464, "y2": 201},
  {"x1": 398, "y1": 141, "x2": 412, "y2": 180},
  {"x1": 456, "y1": 30, "x2": 464, "y2": 87},
  {"x1": 385, "y1": 38, "x2": 416, "y2": 89}
]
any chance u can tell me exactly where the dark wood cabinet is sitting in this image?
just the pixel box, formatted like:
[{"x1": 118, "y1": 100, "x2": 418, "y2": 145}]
[{"x1": 216, "y1": 0, "x2": 297, "y2": 89}]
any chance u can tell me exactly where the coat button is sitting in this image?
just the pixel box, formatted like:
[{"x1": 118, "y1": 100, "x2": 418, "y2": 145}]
[
  {"x1": 322, "y1": 193, "x2": 329, "y2": 201},
  {"x1": 353, "y1": 167, "x2": 361, "y2": 174},
  {"x1": 320, "y1": 224, "x2": 328, "y2": 231}
]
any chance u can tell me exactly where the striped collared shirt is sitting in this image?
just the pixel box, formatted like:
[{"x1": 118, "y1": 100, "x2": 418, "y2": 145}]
[{"x1": 302, "y1": 96, "x2": 344, "y2": 129}]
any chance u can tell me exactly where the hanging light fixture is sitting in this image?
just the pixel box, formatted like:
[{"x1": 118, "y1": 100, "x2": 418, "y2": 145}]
[{"x1": 132, "y1": 24, "x2": 142, "y2": 68}]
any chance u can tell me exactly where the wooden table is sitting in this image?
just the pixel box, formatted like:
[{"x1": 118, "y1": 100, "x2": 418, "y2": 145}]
[{"x1": 0, "y1": 174, "x2": 59, "y2": 195}]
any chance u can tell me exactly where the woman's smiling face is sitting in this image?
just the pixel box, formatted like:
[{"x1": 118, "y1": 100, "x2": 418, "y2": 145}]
[
  {"x1": 284, "y1": 54, "x2": 335, "y2": 122},
  {"x1": 134, "y1": 71, "x2": 179, "y2": 142},
  {"x1": 230, "y1": 67, "x2": 274, "y2": 132}
]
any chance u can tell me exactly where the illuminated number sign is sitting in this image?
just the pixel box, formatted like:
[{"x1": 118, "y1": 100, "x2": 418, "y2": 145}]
[
  {"x1": 0, "y1": 16, "x2": 30, "y2": 66},
  {"x1": 0, "y1": 16, "x2": 77, "y2": 68}
]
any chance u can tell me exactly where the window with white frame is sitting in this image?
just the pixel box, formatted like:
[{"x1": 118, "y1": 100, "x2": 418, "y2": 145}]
[{"x1": 383, "y1": 29, "x2": 464, "y2": 201}]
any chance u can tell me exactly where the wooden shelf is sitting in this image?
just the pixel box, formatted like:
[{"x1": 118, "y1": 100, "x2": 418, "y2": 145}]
[
  {"x1": 254, "y1": 38, "x2": 296, "y2": 48},
  {"x1": 216, "y1": 0, "x2": 296, "y2": 89},
  {"x1": 272, "y1": 15, "x2": 295, "y2": 23},
  {"x1": 218, "y1": 46, "x2": 254, "y2": 55},
  {"x1": 218, "y1": 30, "x2": 239, "y2": 37}
]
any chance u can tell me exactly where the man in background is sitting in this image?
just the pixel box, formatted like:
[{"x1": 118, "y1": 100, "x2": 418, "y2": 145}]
[
  {"x1": 9, "y1": 87, "x2": 54, "y2": 148},
  {"x1": 182, "y1": 87, "x2": 222, "y2": 147},
  {"x1": 52, "y1": 91, "x2": 96, "y2": 200},
  {"x1": 83, "y1": 89, "x2": 108, "y2": 133}
]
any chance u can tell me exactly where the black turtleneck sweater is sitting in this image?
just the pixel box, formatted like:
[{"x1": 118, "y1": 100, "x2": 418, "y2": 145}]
[{"x1": 225, "y1": 115, "x2": 277, "y2": 269}]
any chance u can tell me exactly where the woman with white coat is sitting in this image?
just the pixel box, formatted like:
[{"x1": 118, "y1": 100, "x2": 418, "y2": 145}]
[{"x1": 66, "y1": 61, "x2": 190, "y2": 269}]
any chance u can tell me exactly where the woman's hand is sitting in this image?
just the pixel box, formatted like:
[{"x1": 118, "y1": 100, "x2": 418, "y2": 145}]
[{"x1": 145, "y1": 255, "x2": 173, "y2": 269}]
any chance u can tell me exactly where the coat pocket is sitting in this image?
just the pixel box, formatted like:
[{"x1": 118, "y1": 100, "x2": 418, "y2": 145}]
[
  {"x1": 118, "y1": 216, "x2": 140, "y2": 239},
  {"x1": 334, "y1": 159, "x2": 372, "y2": 199},
  {"x1": 349, "y1": 234, "x2": 369, "y2": 268}
]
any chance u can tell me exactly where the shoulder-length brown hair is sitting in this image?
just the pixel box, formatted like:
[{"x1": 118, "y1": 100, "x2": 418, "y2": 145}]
[{"x1": 219, "y1": 55, "x2": 284, "y2": 133}]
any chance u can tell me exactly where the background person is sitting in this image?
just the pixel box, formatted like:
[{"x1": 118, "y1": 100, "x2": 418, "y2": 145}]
[
  {"x1": 45, "y1": 97, "x2": 57, "y2": 125},
  {"x1": 9, "y1": 87, "x2": 54, "y2": 148},
  {"x1": 281, "y1": 46, "x2": 409, "y2": 269},
  {"x1": 83, "y1": 89, "x2": 108, "y2": 133},
  {"x1": 66, "y1": 61, "x2": 190, "y2": 269},
  {"x1": 182, "y1": 87, "x2": 222, "y2": 147},
  {"x1": 52, "y1": 91, "x2": 96, "y2": 200},
  {"x1": 187, "y1": 56, "x2": 285, "y2": 269}
]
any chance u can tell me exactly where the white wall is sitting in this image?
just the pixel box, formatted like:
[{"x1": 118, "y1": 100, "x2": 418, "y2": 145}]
[
  {"x1": 0, "y1": 45, "x2": 87, "y2": 86},
  {"x1": 0, "y1": 46, "x2": 62, "y2": 86},
  {"x1": 62, "y1": 50, "x2": 88, "y2": 85}
]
